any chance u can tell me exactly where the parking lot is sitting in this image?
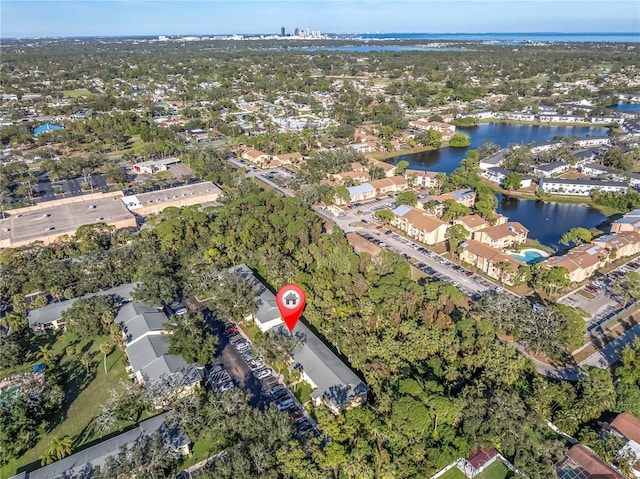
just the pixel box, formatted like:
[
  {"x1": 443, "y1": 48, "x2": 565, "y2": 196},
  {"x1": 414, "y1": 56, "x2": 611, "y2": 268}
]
[
  {"x1": 206, "y1": 317, "x2": 319, "y2": 439},
  {"x1": 560, "y1": 260, "x2": 640, "y2": 331}
]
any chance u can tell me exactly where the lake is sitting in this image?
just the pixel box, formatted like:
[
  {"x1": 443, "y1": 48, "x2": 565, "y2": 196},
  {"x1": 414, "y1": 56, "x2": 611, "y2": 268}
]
[
  {"x1": 608, "y1": 103, "x2": 640, "y2": 113},
  {"x1": 496, "y1": 194, "x2": 607, "y2": 249},
  {"x1": 391, "y1": 122, "x2": 607, "y2": 174}
]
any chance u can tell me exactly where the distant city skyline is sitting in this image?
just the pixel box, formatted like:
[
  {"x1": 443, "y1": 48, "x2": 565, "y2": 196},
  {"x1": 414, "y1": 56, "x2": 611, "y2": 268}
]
[{"x1": 1, "y1": 1, "x2": 639, "y2": 38}]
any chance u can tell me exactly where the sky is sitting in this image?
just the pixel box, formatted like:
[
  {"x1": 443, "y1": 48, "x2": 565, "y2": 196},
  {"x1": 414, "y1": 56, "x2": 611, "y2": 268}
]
[{"x1": 2, "y1": 0, "x2": 639, "y2": 38}]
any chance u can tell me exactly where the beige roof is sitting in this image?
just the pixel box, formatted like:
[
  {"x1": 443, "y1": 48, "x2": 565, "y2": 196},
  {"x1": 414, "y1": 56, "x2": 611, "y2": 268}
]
[
  {"x1": 462, "y1": 240, "x2": 524, "y2": 268},
  {"x1": 275, "y1": 152, "x2": 303, "y2": 161},
  {"x1": 335, "y1": 171, "x2": 370, "y2": 181},
  {"x1": 243, "y1": 147, "x2": 268, "y2": 159},
  {"x1": 406, "y1": 169, "x2": 440, "y2": 178},
  {"x1": 370, "y1": 160, "x2": 395, "y2": 172},
  {"x1": 594, "y1": 231, "x2": 640, "y2": 250},
  {"x1": 545, "y1": 243, "x2": 607, "y2": 272},
  {"x1": 370, "y1": 176, "x2": 407, "y2": 189},
  {"x1": 456, "y1": 214, "x2": 488, "y2": 229},
  {"x1": 403, "y1": 208, "x2": 448, "y2": 233},
  {"x1": 351, "y1": 162, "x2": 366, "y2": 171},
  {"x1": 478, "y1": 222, "x2": 528, "y2": 240},
  {"x1": 611, "y1": 412, "x2": 640, "y2": 443}
]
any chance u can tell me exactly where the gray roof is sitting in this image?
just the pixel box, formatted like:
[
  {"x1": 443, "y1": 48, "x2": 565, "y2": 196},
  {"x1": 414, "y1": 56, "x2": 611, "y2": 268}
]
[
  {"x1": 540, "y1": 178, "x2": 628, "y2": 188},
  {"x1": 11, "y1": 413, "x2": 189, "y2": 479},
  {"x1": 272, "y1": 321, "x2": 369, "y2": 410},
  {"x1": 126, "y1": 334, "x2": 171, "y2": 373},
  {"x1": 228, "y1": 264, "x2": 280, "y2": 328},
  {"x1": 115, "y1": 302, "x2": 167, "y2": 344},
  {"x1": 28, "y1": 283, "x2": 138, "y2": 328},
  {"x1": 486, "y1": 166, "x2": 510, "y2": 176},
  {"x1": 536, "y1": 160, "x2": 569, "y2": 172},
  {"x1": 392, "y1": 204, "x2": 412, "y2": 217},
  {"x1": 625, "y1": 209, "x2": 640, "y2": 217},
  {"x1": 347, "y1": 183, "x2": 376, "y2": 196}
]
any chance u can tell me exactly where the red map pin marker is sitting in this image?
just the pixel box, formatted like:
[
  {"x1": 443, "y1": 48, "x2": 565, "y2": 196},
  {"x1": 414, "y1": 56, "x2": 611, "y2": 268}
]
[{"x1": 276, "y1": 284, "x2": 306, "y2": 333}]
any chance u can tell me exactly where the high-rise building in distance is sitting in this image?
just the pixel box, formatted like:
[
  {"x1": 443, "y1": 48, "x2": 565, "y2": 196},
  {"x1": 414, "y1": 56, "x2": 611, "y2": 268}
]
[
  {"x1": 294, "y1": 27, "x2": 300, "y2": 36},
  {"x1": 280, "y1": 27, "x2": 285, "y2": 36}
]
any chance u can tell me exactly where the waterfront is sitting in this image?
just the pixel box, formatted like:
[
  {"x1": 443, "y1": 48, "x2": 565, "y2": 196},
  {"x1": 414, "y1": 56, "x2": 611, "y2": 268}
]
[
  {"x1": 391, "y1": 122, "x2": 606, "y2": 174},
  {"x1": 496, "y1": 194, "x2": 607, "y2": 249},
  {"x1": 608, "y1": 102, "x2": 640, "y2": 113}
]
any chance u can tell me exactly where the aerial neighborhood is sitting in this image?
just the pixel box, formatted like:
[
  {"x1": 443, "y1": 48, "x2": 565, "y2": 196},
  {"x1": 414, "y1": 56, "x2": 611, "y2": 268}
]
[{"x1": 1, "y1": 30, "x2": 640, "y2": 479}]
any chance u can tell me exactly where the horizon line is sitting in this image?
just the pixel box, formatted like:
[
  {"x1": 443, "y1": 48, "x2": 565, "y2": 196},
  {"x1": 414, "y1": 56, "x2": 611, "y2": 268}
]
[{"x1": 3, "y1": 31, "x2": 639, "y2": 40}]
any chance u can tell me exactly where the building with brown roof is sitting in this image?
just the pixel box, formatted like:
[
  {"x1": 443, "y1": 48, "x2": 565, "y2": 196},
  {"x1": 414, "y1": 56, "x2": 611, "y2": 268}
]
[
  {"x1": 241, "y1": 147, "x2": 270, "y2": 166},
  {"x1": 367, "y1": 159, "x2": 397, "y2": 177},
  {"x1": 333, "y1": 170, "x2": 370, "y2": 183},
  {"x1": 610, "y1": 412, "x2": 640, "y2": 478},
  {"x1": 391, "y1": 205, "x2": 449, "y2": 245},
  {"x1": 473, "y1": 222, "x2": 529, "y2": 250},
  {"x1": 273, "y1": 152, "x2": 304, "y2": 165},
  {"x1": 593, "y1": 231, "x2": 640, "y2": 260},
  {"x1": 120, "y1": 182, "x2": 222, "y2": 216},
  {"x1": 408, "y1": 119, "x2": 457, "y2": 141},
  {"x1": 405, "y1": 169, "x2": 442, "y2": 189},
  {"x1": 453, "y1": 214, "x2": 490, "y2": 237},
  {"x1": 459, "y1": 240, "x2": 525, "y2": 285},
  {"x1": 556, "y1": 444, "x2": 626, "y2": 479},
  {"x1": 543, "y1": 243, "x2": 609, "y2": 283},
  {"x1": 370, "y1": 176, "x2": 408, "y2": 195}
]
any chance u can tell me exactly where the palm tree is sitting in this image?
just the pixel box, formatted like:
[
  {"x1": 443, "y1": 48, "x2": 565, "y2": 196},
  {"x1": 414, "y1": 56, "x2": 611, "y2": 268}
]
[
  {"x1": 80, "y1": 353, "x2": 92, "y2": 374},
  {"x1": 99, "y1": 342, "x2": 113, "y2": 374},
  {"x1": 0, "y1": 312, "x2": 25, "y2": 335},
  {"x1": 41, "y1": 435, "x2": 74, "y2": 465},
  {"x1": 38, "y1": 344, "x2": 54, "y2": 364}
]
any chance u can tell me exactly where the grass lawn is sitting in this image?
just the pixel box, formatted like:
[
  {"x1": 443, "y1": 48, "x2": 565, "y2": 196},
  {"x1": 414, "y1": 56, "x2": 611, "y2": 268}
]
[
  {"x1": 476, "y1": 461, "x2": 512, "y2": 479},
  {"x1": 438, "y1": 467, "x2": 466, "y2": 479},
  {"x1": 2, "y1": 335, "x2": 134, "y2": 478},
  {"x1": 291, "y1": 381, "x2": 313, "y2": 404},
  {"x1": 61, "y1": 89, "x2": 94, "y2": 98}
]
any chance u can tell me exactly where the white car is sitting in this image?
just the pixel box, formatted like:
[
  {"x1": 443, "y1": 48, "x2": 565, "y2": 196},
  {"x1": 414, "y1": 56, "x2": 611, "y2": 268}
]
[{"x1": 255, "y1": 368, "x2": 273, "y2": 380}]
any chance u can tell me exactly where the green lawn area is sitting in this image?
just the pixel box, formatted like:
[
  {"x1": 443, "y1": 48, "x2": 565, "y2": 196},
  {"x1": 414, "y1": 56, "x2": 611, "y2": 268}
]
[
  {"x1": 291, "y1": 381, "x2": 313, "y2": 404},
  {"x1": 438, "y1": 466, "x2": 466, "y2": 479},
  {"x1": 1, "y1": 334, "x2": 136, "y2": 478},
  {"x1": 477, "y1": 461, "x2": 512, "y2": 479},
  {"x1": 61, "y1": 89, "x2": 94, "y2": 98}
]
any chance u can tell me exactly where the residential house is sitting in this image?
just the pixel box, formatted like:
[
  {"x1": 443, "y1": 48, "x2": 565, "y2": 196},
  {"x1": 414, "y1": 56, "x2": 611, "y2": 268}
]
[
  {"x1": 340, "y1": 183, "x2": 376, "y2": 204},
  {"x1": 230, "y1": 265, "x2": 369, "y2": 414},
  {"x1": 367, "y1": 159, "x2": 397, "y2": 177},
  {"x1": 408, "y1": 119, "x2": 457, "y2": 141},
  {"x1": 453, "y1": 214, "x2": 490, "y2": 237},
  {"x1": 593, "y1": 231, "x2": 640, "y2": 260},
  {"x1": 572, "y1": 148, "x2": 600, "y2": 167},
  {"x1": 539, "y1": 178, "x2": 628, "y2": 196},
  {"x1": 543, "y1": 243, "x2": 609, "y2": 283},
  {"x1": 574, "y1": 136, "x2": 610, "y2": 147},
  {"x1": 405, "y1": 169, "x2": 442, "y2": 189},
  {"x1": 241, "y1": 147, "x2": 270, "y2": 166},
  {"x1": 479, "y1": 149, "x2": 509, "y2": 170},
  {"x1": 333, "y1": 170, "x2": 370, "y2": 184},
  {"x1": 273, "y1": 152, "x2": 304, "y2": 165},
  {"x1": 591, "y1": 116, "x2": 620, "y2": 125},
  {"x1": 500, "y1": 111, "x2": 536, "y2": 121},
  {"x1": 457, "y1": 110, "x2": 496, "y2": 120},
  {"x1": 539, "y1": 114, "x2": 586, "y2": 123},
  {"x1": 418, "y1": 188, "x2": 477, "y2": 217},
  {"x1": 28, "y1": 283, "x2": 137, "y2": 335},
  {"x1": 391, "y1": 205, "x2": 450, "y2": 245},
  {"x1": 369, "y1": 176, "x2": 408, "y2": 195},
  {"x1": 459, "y1": 240, "x2": 525, "y2": 285},
  {"x1": 351, "y1": 161, "x2": 367, "y2": 172},
  {"x1": 460, "y1": 448, "x2": 500, "y2": 477},
  {"x1": 481, "y1": 167, "x2": 510, "y2": 184},
  {"x1": 534, "y1": 161, "x2": 570, "y2": 178},
  {"x1": 580, "y1": 163, "x2": 640, "y2": 189},
  {"x1": 612, "y1": 210, "x2": 640, "y2": 234},
  {"x1": 9, "y1": 414, "x2": 191, "y2": 479},
  {"x1": 348, "y1": 143, "x2": 375, "y2": 154},
  {"x1": 556, "y1": 444, "x2": 626, "y2": 479},
  {"x1": 530, "y1": 141, "x2": 563, "y2": 154},
  {"x1": 473, "y1": 222, "x2": 529, "y2": 249},
  {"x1": 116, "y1": 302, "x2": 200, "y2": 390},
  {"x1": 228, "y1": 264, "x2": 283, "y2": 332},
  {"x1": 609, "y1": 412, "x2": 640, "y2": 478}
]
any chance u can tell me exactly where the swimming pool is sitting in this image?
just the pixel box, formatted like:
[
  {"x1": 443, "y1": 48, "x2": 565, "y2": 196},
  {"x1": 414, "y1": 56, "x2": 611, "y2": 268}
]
[{"x1": 510, "y1": 250, "x2": 545, "y2": 265}]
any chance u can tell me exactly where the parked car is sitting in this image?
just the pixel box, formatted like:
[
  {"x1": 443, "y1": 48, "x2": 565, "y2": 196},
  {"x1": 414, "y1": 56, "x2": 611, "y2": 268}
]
[
  {"x1": 175, "y1": 307, "x2": 188, "y2": 316},
  {"x1": 255, "y1": 368, "x2": 273, "y2": 380},
  {"x1": 235, "y1": 340, "x2": 250, "y2": 350},
  {"x1": 211, "y1": 364, "x2": 224, "y2": 374},
  {"x1": 218, "y1": 382, "x2": 234, "y2": 392},
  {"x1": 272, "y1": 388, "x2": 288, "y2": 399},
  {"x1": 276, "y1": 397, "x2": 295, "y2": 410},
  {"x1": 169, "y1": 300, "x2": 182, "y2": 310},
  {"x1": 585, "y1": 284, "x2": 598, "y2": 293},
  {"x1": 271, "y1": 384, "x2": 285, "y2": 394},
  {"x1": 465, "y1": 271, "x2": 473, "y2": 277}
]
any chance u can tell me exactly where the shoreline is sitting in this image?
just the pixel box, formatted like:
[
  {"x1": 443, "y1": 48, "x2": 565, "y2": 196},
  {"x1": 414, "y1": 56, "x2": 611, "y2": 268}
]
[{"x1": 474, "y1": 118, "x2": 610, "y2": 128}]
